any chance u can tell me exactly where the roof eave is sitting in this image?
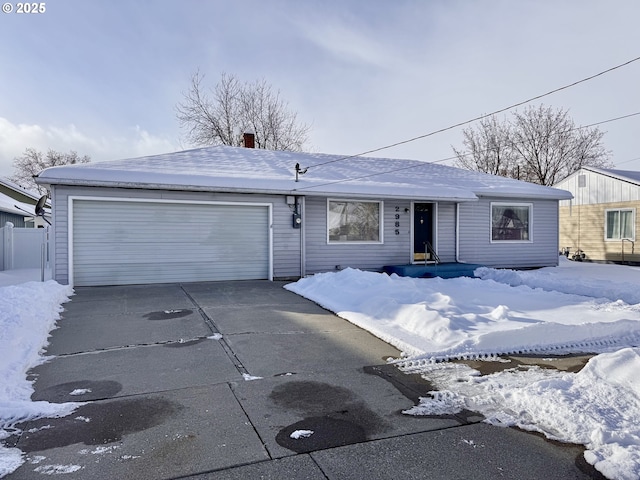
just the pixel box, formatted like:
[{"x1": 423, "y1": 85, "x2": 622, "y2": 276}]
[
  {"x1": 36, "y1": 177, "x2": 482, "y2": 202},
  {"x1": 476, "y1": 191, "x2": 573, "y2": 201}
]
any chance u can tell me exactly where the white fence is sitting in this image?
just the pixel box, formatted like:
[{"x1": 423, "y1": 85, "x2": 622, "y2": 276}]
[{"x1": 1, "y1": 222, "x2": 50, "y2": 271}]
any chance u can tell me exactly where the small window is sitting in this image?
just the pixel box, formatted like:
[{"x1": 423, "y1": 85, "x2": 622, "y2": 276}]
[
  {"x1": 605, "y1": 209, "x2": 635, "y2": 240},
  {"x1": 491, "y1": 203, "x2": 532, "y2": 242},
  {"x1": 328, "y1": 200, "x2": 382, "y2": 243}
]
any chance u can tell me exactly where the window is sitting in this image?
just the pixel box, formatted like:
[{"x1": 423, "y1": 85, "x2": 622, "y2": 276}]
[
  {"x1": 328, "y1": 200, "x2": 382, "y2": 243},
  {"x1": 491, "y1": 203, "x2": 532, "y2": 242},
  {"x1": 606, "y1": 209, "x2": 635, "y2": 240}
]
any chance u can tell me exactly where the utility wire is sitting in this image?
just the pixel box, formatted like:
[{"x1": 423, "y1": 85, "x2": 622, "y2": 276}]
[
  {"x1": 303, "y1": 55, "x2": 640, "y2": 171},
  {"x1": 615, "y1": 156, "x2": 640, "y2": 167},
  {"x1": 582, "y1": 111, "x2": 640, "y2": 129},
  {"x1": 294, "y1": 110, "x2": 640, "y2": 191}
]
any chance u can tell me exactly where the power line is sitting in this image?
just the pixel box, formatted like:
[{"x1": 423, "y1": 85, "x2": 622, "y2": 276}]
[
  {"x1": 583, "y1": 111, "x2": 640, "y2": 129},
  {"x1": 303, "y1": 55, "x2": 640, "y2": 171},
  {"x1": 294, "y1": 110, "x2": 640, "y2": 191},
  {"x1": 615, "y1": 156, "x2": 640, "y2": 167}
]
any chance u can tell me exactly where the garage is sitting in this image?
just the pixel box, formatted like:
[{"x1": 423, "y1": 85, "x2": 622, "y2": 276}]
[{"x1": 70, "y1": 198, "x2": 272, "y2": 286}]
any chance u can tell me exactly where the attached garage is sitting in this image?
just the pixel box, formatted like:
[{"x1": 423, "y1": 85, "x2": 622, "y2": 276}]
[
  {"x1": 70, "y1": 198, "x2": 272, "y2": 286},
  {"x1": 35, "y1": 145, "x2": 572, "y2": 287}
]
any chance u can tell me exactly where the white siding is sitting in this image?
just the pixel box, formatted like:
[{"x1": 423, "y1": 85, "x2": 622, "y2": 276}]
[{"x1": 557, "y1": 169, "x2": 640, "y2": 206}]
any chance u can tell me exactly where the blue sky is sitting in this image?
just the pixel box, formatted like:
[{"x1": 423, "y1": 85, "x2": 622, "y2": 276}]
[{"x1": 1, "y1": 0, "x2": 639, "y2": 178}]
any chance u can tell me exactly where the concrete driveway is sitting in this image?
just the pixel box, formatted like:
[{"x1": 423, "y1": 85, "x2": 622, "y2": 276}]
[{"x1": 8, "y1": 281, "x2": 599, "y2": 479}]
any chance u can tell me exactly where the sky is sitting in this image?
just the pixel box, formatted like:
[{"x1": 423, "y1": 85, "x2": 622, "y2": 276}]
[
  {"x1": 3, "y1": 260, "x2": 640, "y2": 478},
  {"x1": 1, "y1": 0, "x2": 639, "y2": 179}
]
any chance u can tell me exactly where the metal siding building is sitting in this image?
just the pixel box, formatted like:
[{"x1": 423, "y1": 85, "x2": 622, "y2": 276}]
[{"x1": 555, "y1": 167, "x2": 640, "y2": 263}]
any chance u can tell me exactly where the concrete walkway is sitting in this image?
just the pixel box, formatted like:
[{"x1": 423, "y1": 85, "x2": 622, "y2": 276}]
[{"x1": 8, "y1": 281, "x2": 601, "y2": 479}]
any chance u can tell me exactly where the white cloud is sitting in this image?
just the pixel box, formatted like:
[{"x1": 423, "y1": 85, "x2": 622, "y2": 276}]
[
  {"x1": 0, "y1": 118, "x2": 178, "y2": 177},
  {"x1": 300, "y1": 21, "x2": 397, "y2": 70}
]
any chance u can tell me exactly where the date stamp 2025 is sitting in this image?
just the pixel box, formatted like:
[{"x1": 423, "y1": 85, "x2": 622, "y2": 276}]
[{"x1": 2, "y1": 2, "x2": 47, "y2": 14}]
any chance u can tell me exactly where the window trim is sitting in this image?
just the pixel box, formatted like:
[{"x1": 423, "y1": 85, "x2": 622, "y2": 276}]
[
  {"x1": 604, "y1": 208, "x2": 636, "y2": 241},
  {"x1": 326, "y1": 198, "x2": 384, "y2": 244},
  {"x1": 490, "y1": 202, "x2": 533, "y2": 243}
]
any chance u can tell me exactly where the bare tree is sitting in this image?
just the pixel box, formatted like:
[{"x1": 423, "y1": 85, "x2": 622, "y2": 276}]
[
  {"x1": 11, "y1": 148, "x2": 90, "y2": 194},
  {"x1": 452, "y1": 115, "x2": 519, "y2": 178},
  {"x1": 453, "y1": 105, "x2": 612, "y2": 186},
  {"x1": 176, "y1": 71, "x2": 310, "y2": 151}
]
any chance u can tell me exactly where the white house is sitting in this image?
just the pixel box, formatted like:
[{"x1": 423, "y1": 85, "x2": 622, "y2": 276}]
[{"x1": 35, "y1": 145, "x2": 572, "y2": 286}]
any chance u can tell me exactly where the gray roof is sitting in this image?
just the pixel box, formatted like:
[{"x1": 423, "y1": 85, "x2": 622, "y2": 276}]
[
  {"x1": 583, "y1": 167, "x2": 640, "y2": 185},
  {"x1": 36, "y1": 145, "x2": 572, "y2": 201}
]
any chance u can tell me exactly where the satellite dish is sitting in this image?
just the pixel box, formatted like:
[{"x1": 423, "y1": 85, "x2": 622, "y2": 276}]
[
  {"x1": 35, "y1": 195, "x2": 48, "y2": 216},
  {"x1": 35, "y1": 195, "x2": 51, "y2": 225}
]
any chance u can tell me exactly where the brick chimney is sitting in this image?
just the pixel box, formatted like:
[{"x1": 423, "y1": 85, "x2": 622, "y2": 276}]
[{"x1": 243, "y1": 132, "x2": 255, "y2": 148}]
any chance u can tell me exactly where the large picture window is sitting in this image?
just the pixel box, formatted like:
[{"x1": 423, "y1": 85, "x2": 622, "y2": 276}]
[
  {"x1": 606, "y1": 209, "x2": 635, "y2": 240},
  {"x1": 328, "y1": 200, "x2": 382, "y2": 243},
  {"x1": 491, "y1": 203, "x2": 532, "y2": 242}
]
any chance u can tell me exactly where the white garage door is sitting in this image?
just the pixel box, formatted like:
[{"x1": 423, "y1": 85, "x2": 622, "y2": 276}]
[{"x1": 71, "y1": 199, "x2": 271, "y2": 286}]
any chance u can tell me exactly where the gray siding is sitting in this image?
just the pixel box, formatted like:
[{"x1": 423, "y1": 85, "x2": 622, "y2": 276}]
[
  {"x1": 50, "y1": 185, "x2": 302, "y2": 284},
  {"x1": 304, "y1": 197, "x2": 412, "y2": 274},
  {"x1": 435, "y1": 202, "x2": 457, "y2": 263},
  {"x1": 72, "y1": 201, "x2": 270, "y2": 285},
  {"x1": 458, "y1": 197, "x2": 559, "y2": 268},
  {"x1": 1, "y1": 212, "x2": 27, "y2": 228},
  {"x1": 49, "y1": 186, "x2": 561, "y2": 283}
]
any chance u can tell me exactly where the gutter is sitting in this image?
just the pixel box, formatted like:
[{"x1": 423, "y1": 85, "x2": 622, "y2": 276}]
[{"x1": 34, "y1": 176, "x2": 481, "y2": 203}]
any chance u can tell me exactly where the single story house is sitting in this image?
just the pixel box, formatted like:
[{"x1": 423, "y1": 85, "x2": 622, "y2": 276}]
[
  {"x1": 554, "y1": 166, "x2": 640, "y2": 264},
  {"x1": 35, "y1": 144, "x2": 572, "y2": 287},
  {"x1": 0, "y1": 177, "x2": 50, "y2": 228}
]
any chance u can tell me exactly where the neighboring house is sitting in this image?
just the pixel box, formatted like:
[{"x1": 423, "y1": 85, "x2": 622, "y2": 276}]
[
  {"x1": 555, "y1": 167, "x2": 640, "y2": 264},
  {"x1": 35, "y1": 144, "x2": 572, "y2": 287},
  {"x1": 0, "y1": 177, "x2": 50, "y2": 228}
]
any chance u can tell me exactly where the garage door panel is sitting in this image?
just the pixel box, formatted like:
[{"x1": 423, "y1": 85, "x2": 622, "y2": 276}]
[
  {"x1": 74, "y1": 263, "x2": 268, "y2": 286},
  {"x1": 72, "y1": 200, "x2": 271, "y2": 286},
  {"x1": 74, "y1": 247, "x2": 269, "y2": 265}
]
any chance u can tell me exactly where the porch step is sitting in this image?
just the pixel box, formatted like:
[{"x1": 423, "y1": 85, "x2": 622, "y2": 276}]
[{"x1": 383, "y1": 263, "x2": 484, "y2": 279}]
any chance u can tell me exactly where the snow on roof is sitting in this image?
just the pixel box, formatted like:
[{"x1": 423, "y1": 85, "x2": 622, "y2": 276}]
[
  {"x1": 0, "y1": 191, "x2": 37, "y2": 217},
  {"x1": 35, "y1": 145, "x2": 572, "y2": 201},
  {"x1": 0, "y1": 177, "x2": 42, "y2": 202},
  {"x1": 583, "y1": 166, "x2": 640, "y2": 185}
]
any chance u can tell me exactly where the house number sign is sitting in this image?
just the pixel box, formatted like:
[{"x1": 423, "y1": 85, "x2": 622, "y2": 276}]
[{"x1": 394, "y1": 206, "x2": 401, "y2": 235}]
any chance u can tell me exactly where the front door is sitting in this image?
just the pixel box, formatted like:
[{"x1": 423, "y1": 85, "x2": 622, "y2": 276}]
[{"x1": 413, "y1": 203, "x2": 434, "y2": 263}]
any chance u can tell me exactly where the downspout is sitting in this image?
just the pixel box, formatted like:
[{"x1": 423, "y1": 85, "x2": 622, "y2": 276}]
[
  {"x1": 300, "y1": 196, "x2": 306, "y2": 277},
  {"x1": 455, "y1": 203, "x2": 462, "y2": 263}
]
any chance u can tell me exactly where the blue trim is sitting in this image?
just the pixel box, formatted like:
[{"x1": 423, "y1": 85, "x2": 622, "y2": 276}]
[{"x1": 383, "y1": 263, "x2": 484, "y2": 279}]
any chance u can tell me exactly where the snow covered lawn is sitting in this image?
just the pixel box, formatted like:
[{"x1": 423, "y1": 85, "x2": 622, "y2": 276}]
[{"x1": 285, "y1": 258, "x2": 640, "y2": 480}]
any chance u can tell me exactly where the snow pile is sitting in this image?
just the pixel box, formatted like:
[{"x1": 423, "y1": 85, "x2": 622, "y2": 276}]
[
  {"x1": 285, "y1": 263, "x2": 640, "y2": 360},
  {"x1": 285, "y1": 259, "x2": 640, "y2": 479},
  {"x1": 403, "y1": 349, "x2": 640, "y2": 480},
  {"x1": 475, "y1": 259, "x2": 640, "y2": 305},
  {"x1": 0, "y1": 280, "x2": 80, "y2": 478}
]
